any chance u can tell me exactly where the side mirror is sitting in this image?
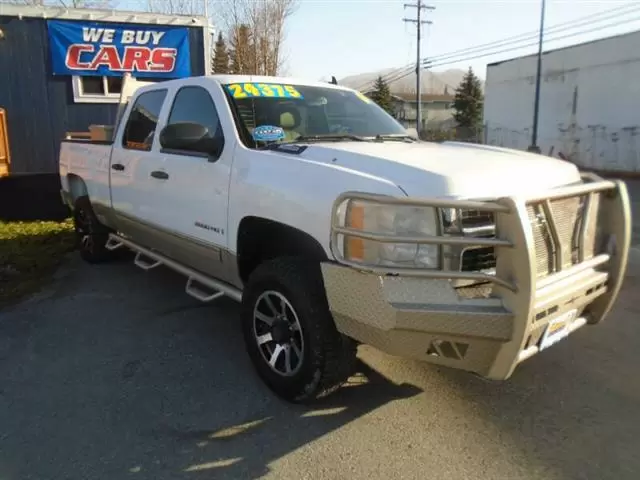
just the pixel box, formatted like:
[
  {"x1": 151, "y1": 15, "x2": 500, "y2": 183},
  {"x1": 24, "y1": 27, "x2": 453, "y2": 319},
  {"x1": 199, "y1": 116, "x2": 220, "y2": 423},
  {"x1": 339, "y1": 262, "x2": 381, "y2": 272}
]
[{"x1": 159, "y1": 122, "x2": 223, "y2": 157}]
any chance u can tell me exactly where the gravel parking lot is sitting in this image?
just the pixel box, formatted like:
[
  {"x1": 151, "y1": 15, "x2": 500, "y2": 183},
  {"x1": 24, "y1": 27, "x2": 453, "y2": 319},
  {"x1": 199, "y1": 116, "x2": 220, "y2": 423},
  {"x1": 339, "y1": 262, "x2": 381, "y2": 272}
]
[{"x1": 1, "y1": 179, "x2": 639, "y2": 480}]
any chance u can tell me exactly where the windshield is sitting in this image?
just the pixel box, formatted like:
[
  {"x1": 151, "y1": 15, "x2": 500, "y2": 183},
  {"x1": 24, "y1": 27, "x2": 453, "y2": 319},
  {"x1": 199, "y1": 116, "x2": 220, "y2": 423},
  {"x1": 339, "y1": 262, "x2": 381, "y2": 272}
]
[{"x1": 222, "y1": 82, "x2": 408, "y2": 148}]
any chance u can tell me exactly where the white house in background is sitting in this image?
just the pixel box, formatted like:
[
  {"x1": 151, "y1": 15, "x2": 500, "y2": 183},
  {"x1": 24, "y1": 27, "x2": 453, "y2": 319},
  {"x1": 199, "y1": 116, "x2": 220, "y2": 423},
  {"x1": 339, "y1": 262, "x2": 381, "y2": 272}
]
[{"x1": 363, "y1": 91, "x2": 455, "y2": 130}]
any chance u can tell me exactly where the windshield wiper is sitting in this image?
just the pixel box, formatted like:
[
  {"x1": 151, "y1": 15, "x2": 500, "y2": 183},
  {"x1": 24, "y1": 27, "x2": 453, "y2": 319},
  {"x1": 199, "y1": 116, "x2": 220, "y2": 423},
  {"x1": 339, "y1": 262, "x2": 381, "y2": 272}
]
[
  {"x1": 374, "y1": 134, "x2": 416, "y2": 142},
  {"x1": 289, "y1": 134, "x2": 372, "y2": 143}
]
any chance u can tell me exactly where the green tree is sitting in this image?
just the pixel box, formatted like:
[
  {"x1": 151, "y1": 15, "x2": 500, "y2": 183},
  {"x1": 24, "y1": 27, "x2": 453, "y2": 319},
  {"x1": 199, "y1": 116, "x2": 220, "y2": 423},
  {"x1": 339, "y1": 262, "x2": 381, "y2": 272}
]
[
  {"x1": 369, "y1": 75, "x2": 394, "y2": 115},
  {"x1": 229, "y1": 24, "x2": 255, "y2": 74},
  {"x1": 452, "y1": 67, "x2": 484, "y2": 128},
  {"x1": 212, "y1": 32, "x2": 230, "y2": 74}
]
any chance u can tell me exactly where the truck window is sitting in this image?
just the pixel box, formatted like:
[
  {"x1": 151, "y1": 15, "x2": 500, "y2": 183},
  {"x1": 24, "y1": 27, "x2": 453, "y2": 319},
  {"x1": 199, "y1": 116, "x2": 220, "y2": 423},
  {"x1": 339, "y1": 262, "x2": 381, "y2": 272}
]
[
  {"x1": 222, "y1": 83, "x2": 407, "y2": 148},
  {"x1": 122, "y1": 89, "x2": 167, "y2": 151},
  {"x1": 164, "y1": 86, "x2": 224, "y2": 158}
]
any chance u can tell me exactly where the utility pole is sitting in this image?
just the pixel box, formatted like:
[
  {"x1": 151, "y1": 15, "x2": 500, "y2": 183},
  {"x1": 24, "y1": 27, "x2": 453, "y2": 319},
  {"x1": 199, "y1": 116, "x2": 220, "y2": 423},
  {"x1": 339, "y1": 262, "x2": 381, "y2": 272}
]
[
  {"x1": 203, "y1": 0, "x2": 214, "y2": 75},
  {"x1": 404, "y1": 1, "x2": 434, "y2": 138},
  {"x1": 528, "y1": 0, "x2": 546, "y2": 153}
]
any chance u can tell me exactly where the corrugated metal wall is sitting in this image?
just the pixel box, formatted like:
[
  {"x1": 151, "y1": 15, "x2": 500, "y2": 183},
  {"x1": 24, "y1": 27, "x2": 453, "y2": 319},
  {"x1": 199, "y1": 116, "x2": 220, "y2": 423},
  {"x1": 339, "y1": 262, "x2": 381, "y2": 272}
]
[
  {"x1": 0, "y1": 15, "x2": 205, "y2": 175},
  {"x1": 483, "y1": 30, "x2": 640, "y2": 174}
]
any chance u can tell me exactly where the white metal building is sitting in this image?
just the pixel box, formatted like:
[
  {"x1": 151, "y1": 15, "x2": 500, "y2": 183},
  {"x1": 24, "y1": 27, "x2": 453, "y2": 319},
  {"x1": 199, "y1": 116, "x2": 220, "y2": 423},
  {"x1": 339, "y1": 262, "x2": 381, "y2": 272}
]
[{"x1": 483, "y1": 30, "x2": 640, "y2": 174}]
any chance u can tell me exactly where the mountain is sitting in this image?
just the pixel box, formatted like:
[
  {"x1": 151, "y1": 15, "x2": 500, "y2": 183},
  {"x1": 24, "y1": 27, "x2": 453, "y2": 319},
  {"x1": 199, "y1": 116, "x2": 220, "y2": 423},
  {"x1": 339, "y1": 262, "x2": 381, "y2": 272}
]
[{"x1": 337, "y1": 68, "x2": 483, "y2": 95}]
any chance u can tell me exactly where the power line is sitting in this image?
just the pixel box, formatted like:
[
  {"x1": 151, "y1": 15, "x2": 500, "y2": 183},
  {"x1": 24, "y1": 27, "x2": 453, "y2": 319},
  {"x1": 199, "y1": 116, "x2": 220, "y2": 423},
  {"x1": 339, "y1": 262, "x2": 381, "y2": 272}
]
[
  {"x1": 353, "y1": 3, "x2": 640, "y2": 92},
  {"x1": 362, "y1": 3, "x2": 640, "y2": 91},
  {"x1": 422, "y1": 3, "x2": 640, "y2": 66},
  {"x1": 363, "y1": 2, "x2": 640, "y2": 91},
  {"x1": 372, "y1": 12, "x2": 640, "y2": 94},
  {"x1": 430, "y1": 3, "x2": 638, "y2": 62},
  {"x1": 403, "y1": 1, "x2": 434, "y2": 136},
  {"x1": 362, "y1": 14, "x2": 640, "y2": 93},
  {"x1": 425, "y1": 14, "x2": 640, "y2": 70}
]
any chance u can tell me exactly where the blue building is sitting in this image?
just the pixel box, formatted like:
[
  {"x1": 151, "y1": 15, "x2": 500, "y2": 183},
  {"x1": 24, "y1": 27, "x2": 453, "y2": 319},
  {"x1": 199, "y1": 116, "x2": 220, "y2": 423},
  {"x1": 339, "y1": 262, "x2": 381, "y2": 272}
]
[{"x1": 0, "y1": 4, "x2": 210, "y2": 219}]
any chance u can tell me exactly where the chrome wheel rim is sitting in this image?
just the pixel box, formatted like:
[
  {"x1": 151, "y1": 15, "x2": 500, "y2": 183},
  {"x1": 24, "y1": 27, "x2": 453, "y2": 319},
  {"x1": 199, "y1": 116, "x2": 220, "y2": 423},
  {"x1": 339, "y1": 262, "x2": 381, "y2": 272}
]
[{"x1": 252, "y1": 290, "x2": 304, "y2": 377}]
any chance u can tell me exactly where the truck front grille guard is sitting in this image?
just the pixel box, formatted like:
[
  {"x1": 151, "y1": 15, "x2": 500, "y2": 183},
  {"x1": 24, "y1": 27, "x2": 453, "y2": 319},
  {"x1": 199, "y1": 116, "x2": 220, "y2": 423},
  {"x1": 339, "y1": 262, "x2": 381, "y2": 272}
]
[
  {"x1": 329, "y1": 173, "x2": 630, "y2": 380},
  {"x1": 329, "y1": 173, "x2": 630, "y2": 299}
]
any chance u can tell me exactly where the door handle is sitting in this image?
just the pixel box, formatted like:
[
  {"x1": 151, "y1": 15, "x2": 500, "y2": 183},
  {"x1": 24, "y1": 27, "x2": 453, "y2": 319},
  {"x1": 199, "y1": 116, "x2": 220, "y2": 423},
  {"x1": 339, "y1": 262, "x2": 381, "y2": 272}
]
[
  {"x1": 150, "y1": 170, "x2": 169, "y2": 180},
  {"x1": 111, "y1": 163, "x2": 125, "y2": 171}
]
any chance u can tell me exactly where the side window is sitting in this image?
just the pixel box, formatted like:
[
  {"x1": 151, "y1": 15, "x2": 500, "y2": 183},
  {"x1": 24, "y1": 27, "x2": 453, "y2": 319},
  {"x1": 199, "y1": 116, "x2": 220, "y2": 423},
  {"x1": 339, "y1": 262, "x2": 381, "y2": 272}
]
[
  {"x1": 122, "y1": 89, "x2": 167, "y2": 151},
  {"x1": 163, "y1": 86, "x2": 224, "y2": 158}
]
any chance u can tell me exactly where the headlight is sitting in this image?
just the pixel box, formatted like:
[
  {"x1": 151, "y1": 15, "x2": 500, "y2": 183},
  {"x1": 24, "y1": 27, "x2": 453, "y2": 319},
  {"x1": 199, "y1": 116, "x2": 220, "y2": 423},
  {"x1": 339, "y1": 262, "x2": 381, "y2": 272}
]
[{"x1": 335, "y1": 199, "x2": 440, "y2": 269}]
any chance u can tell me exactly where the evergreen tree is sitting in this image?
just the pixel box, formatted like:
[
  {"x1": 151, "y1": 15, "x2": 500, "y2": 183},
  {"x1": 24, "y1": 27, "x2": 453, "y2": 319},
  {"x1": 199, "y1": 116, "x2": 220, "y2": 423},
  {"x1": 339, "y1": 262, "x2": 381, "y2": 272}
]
[
  {"x1": 212, "y1": 32, "x2": 230, "y2": 74},
  {"x1": 229, "y1": 24, "x2": 255, "y2": 74},
  {"x1": 452, "y1": 67, "x2": 484, "y2": 128},
  {"x1": 369, "y1": 76, "x2": 394, "y2": 115}
]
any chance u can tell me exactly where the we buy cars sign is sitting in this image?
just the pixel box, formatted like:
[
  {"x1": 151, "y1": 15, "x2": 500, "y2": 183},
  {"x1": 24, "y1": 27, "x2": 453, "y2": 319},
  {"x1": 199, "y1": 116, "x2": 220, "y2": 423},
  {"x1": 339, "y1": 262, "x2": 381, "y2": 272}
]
[{"x1": 47, "y1": 20, "x2": 191, "y2": 78}]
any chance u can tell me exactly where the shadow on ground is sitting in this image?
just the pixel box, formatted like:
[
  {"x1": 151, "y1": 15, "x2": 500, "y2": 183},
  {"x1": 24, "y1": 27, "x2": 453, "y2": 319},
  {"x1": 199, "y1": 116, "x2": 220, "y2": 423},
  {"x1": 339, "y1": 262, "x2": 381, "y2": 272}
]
[
  {"x1": 0, "y1": 257, "x2": 422, "y2": 480},
  {"x1": 1, "y1": 240, "x2": 639, "y2": 479},
  {"x1": 414, "y1": 273, "x2": 640, "y2": 480}
]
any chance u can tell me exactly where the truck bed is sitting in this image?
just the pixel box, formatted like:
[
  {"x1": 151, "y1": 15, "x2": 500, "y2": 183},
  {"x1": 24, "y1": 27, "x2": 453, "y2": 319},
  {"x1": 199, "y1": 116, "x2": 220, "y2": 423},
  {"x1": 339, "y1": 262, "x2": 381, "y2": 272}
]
[{"x1": 59, "y1": 139, "x2": 113, "y2": 210}]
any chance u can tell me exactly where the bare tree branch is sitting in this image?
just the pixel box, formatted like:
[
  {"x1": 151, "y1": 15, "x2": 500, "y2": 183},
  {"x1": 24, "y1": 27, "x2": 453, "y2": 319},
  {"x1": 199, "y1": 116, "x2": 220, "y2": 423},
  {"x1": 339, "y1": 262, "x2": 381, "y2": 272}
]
[
  {"x1": 0, "y1": 0, "x2": 46, "y2": 5},
  {"x1": 219, "y1": 0, "x2": 298, "y2": 76},
  {"x1": 0, "y1": 0, "x2": 116, "y2": 7}
]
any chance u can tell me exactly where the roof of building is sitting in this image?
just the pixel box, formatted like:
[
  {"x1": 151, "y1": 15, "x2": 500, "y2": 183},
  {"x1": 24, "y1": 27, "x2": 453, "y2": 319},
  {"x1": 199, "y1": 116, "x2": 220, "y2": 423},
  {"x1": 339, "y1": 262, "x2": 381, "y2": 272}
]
[
  {"x1": 0, "y1": 3, "x2": 210, "y2": 28},
  {"x1": 487, "y1": 28, "x2": 640, "y2": 68},
  {"x1": 362, "y1": 91, "x2": 453, "y2": 103}
]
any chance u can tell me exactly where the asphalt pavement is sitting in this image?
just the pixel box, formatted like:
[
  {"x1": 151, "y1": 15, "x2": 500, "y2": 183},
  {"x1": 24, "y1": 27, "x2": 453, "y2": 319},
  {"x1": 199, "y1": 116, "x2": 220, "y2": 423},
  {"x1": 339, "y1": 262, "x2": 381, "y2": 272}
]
[{"x1": 1, "y1": 180, "x2": 639, "y2": 480}]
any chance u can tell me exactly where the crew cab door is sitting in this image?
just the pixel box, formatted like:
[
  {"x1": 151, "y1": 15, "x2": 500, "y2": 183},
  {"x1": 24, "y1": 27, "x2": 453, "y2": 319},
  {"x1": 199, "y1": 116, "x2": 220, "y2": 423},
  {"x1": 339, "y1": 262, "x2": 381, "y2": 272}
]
[
  {"x1": 109, "y1": 87, "x2": 169, "y2": 233},
  {"x1": 150, "y1": 81, "x2": 231, "y2": 255},
  {"x1": 109, "y1": 78, "x2": 234, "y2": 278}
]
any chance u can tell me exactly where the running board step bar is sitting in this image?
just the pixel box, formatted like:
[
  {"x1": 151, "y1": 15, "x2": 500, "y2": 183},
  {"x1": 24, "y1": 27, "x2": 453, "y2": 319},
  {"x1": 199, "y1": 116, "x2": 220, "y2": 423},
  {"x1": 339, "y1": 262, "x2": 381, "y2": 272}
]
[
  {"x1": 134, "y1": 252, "x2": 161, "y2": 270},
  {"x1": 107, "y1": 233, "x2": 242, "y2": 303},
  {"x1": 105, "y1": 237, "x2": 124, "y2": 251}
]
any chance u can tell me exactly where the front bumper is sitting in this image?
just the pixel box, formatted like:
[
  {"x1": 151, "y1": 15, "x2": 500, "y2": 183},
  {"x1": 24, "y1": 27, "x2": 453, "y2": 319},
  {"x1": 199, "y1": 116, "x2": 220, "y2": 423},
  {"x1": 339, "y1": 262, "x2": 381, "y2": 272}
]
[{"x1": 322, "y1": 174, "x2": 631, "y2": 380}]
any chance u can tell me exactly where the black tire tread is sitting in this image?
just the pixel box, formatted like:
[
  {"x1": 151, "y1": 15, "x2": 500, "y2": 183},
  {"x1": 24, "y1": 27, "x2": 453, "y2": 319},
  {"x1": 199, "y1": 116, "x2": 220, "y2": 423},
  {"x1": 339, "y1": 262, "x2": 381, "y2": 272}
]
[{"x1": 242, "y1": 256, "x2": 357, "y2": 403}]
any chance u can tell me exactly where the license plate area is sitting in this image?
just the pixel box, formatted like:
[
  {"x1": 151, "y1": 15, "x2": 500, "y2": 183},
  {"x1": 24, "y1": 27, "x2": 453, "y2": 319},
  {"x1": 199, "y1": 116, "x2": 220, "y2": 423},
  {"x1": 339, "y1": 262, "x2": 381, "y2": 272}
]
[{"x1": 539, "y1": 309, "x2": 578, "y2": 351}]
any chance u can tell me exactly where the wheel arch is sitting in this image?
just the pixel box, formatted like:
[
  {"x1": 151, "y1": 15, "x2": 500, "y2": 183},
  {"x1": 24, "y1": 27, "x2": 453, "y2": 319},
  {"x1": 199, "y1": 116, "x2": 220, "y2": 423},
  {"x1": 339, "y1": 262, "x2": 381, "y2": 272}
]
[
  {"x1": 236, "y1": 215, "x2": 329, "y2": 285},
  {"x1": 67, "y1": 174, "x2": 89, "y2": 204}
]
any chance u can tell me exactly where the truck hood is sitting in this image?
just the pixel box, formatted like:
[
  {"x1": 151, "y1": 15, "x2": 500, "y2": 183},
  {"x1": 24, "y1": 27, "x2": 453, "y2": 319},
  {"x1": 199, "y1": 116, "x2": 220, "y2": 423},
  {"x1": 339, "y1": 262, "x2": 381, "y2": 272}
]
[{"x1": 289, "y1": 140, "x2": 581, "y2": 198}]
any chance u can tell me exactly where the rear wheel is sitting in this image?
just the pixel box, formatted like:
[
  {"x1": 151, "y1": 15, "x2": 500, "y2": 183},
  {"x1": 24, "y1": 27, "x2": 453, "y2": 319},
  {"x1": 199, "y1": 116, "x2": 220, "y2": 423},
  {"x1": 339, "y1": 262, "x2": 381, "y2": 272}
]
[
  {"x1": 241, "y1": 257, "x2": 357, "y2": 403},
  {"x1": 73, "y1": 196, "x2": 113, "y2": 264}
]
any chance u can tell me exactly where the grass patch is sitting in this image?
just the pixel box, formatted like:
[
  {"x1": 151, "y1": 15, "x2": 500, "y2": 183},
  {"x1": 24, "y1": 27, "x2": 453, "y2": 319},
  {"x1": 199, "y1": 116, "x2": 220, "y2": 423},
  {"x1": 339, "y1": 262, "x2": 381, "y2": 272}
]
[{"x1": 0, "y1": 219, "x2": 76, "y2": 307}]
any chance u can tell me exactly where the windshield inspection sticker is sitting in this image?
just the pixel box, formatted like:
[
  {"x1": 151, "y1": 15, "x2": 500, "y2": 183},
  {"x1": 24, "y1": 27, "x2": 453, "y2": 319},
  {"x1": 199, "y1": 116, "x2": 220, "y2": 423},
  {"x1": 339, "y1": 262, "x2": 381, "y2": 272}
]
[
  {"x1": 226, "y1": 83, "x2": 304, "y2": 99},
  {"x1": 252, "y1": 125, "x2": 286, "y2": 142}
]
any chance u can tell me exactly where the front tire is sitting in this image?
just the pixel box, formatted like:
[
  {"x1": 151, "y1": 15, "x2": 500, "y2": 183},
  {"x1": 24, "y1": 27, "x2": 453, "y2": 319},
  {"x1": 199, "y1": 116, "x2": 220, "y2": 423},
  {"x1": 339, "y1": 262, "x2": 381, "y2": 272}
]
[{"x1": 241, "y1": 257, "x2": 357, "y2": 403}]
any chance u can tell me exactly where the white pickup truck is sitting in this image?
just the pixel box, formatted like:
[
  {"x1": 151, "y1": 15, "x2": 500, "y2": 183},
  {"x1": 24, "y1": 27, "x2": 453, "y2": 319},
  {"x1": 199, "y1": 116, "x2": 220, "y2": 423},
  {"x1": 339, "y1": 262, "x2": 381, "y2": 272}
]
[{"x1": 59, "y1": 73, "x2": 631, "y2": 403}]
